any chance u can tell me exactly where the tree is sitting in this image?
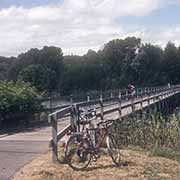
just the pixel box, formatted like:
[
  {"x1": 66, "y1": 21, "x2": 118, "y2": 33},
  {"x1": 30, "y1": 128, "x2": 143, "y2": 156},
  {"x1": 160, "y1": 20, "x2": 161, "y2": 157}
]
[
  {"x1": 98, "y1": 37, "x2": 141, "y2": 88},
  {"x1": 18, "y1": 64, "x2": 57, "y2": 93},
  {"x1": 131, "y1": 44, "x2": 163, "y2": 86},
  {"x1": 9, "y1": 46, "x2": 64, "y2": 93},
  {"x1": 162, "y1": 42, "x2": 180, "y2": 84},
  {"x1": 0, "y1": 56, "x2": 14, "y2": 80}
]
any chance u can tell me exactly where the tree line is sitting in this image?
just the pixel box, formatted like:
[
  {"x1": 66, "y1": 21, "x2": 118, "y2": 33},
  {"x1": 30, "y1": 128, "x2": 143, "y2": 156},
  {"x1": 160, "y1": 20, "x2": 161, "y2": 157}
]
[{"x1": 1, "y1": 37, "x2": 180, "y2": 96}]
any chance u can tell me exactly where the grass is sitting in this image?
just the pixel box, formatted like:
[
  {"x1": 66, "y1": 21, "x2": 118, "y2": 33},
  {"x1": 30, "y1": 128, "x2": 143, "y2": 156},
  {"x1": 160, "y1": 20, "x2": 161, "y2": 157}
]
[
  {"x1": 129, "y1": 145, "x2": 180, "y2": 163},
  {"x1": 151, "y1": 148, "x2": 180, "y2": 162}
]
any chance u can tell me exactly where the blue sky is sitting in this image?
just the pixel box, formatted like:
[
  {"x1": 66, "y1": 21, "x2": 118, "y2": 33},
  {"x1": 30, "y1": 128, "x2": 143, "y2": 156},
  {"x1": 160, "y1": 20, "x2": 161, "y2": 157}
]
[
  {"x1": 0, "y1": 0, "x2": 180, "y2": 57},
  {"x1": 118, "y1": 4, "x2": 180, "y2": 29}
]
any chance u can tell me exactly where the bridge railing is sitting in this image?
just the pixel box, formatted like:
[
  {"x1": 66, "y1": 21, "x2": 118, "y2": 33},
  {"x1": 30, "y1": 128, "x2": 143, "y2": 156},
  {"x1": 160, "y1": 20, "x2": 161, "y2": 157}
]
[{"x1": 49, "y1": 85, "x2": 180, "y2": 162}]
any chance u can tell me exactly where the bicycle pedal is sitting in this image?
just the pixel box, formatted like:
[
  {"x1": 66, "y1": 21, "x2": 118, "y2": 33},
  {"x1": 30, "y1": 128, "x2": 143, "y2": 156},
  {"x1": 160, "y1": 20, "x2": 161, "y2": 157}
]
[
  {"x1": 91, "y1": 157, "x2": 97, "y2": 162},
  {"x1": 91, "y1": 154, "x2": 98, "y2": 162}
]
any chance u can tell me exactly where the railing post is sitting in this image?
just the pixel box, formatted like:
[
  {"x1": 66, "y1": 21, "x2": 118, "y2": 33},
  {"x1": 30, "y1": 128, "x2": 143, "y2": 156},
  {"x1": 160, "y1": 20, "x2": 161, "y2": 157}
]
[
  {"x1": 70, "y1": 95, "x2": 78, "y2": 132},
  {"x1": 110, "y1": 92, "x2": 113, "y2": 98},
  {"x1": 148, "y1": 88, "x2": 152, "y2": 116},
  {"x1": 70, "y1": 94, "x2": 73, "y2": 104},
  {"x1": 147, "y1": 88, "x2": 150, "y2": 108},
  {"x1": 140, "y1": 89, "x2": 143, "y2": 110},
  {"x1": 49, "y1": 97, "x2": 53, "y2": 113},
  {"x1": 126, "y1": 90, "x2": 129, "y2": 101},
  {"x1": 51, "y1": 115, "x2": 58, "y2": 162},
  {"x1": 118, "y1": 91, "x2": 122, "y2": 121},
  {"x1": 131, "y1": 93, "x2": 135, "y2": 113},
  {"x1": 87, "y1": 93, "x2": 90, "y2": 102},
  {"x1": 153, "y1": 90, "x2": 157, "y2": 113},
  {"x1": 100, "y1": 94, "x2": 104, "y2": 121},
  {"x1": 157, "y1": 95, "x2": 162, "y2": 113}
]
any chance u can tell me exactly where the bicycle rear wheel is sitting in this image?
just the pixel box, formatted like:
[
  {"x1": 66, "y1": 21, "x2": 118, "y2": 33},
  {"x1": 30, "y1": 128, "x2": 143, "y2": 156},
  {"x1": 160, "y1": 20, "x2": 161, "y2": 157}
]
[
  {"x1": 106, "y1": 134, "x2": 121, "y2": 166},
  {"x1": 65, "y1": 134, "x2": 91, "y2": 170}
]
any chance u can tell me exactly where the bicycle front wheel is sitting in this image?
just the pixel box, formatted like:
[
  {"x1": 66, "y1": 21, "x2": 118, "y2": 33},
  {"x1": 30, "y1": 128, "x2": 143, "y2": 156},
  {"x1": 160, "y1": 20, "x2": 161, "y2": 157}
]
[
  {"x1": 106, "y1": 135, "x2": 121, "y2": 166},
  {"x1": 65, "y1": 134, "x2": 91, "y2": 170}
]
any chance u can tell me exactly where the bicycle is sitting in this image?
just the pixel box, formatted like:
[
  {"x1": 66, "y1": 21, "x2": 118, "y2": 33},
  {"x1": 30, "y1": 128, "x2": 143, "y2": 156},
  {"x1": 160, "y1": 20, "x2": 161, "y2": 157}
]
[{"x1": 65, "y1": 119, "x2": 121, "y2": 170}]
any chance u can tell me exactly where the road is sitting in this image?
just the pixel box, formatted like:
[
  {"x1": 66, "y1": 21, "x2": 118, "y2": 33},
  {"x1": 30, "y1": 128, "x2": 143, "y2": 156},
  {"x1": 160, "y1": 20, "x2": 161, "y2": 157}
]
[{"x1": 0, "y1": 120, "x2": 69, "y2": 180}]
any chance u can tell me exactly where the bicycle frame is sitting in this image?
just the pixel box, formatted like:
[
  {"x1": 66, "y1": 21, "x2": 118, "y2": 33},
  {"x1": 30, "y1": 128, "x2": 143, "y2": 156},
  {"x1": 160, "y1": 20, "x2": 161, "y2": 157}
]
[{"x1": 86, "y1": 126, "x2": 109, "y2": 152}]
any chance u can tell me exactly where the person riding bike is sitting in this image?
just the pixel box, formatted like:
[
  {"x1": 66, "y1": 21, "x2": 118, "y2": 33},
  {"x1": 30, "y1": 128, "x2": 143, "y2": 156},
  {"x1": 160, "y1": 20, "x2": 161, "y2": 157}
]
[{"x1": 128, "y1": 83, "x2": 135, "y2": 95}]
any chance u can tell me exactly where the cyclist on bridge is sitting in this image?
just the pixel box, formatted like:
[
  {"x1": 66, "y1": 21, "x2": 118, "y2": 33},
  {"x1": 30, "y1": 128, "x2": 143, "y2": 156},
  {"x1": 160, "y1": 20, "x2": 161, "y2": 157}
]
[{"x1": 128, "y1": 83, "x2": 135, "y2": 95}]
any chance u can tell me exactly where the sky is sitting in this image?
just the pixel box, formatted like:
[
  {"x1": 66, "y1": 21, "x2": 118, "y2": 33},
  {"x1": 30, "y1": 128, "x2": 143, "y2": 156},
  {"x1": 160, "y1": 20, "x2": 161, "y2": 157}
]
[{"x1": 0, "y1": 0, "x2": 180, "y2": 57}]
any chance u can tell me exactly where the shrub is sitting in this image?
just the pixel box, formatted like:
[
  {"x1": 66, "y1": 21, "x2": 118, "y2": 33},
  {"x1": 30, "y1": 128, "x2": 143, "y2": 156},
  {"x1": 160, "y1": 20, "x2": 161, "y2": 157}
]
[
  {"x1": 0, "y1": 81, "x2": 42, "y2": 125},
  {"x1": 115, "y1": 113, "x2": 180, "y2": 151}
]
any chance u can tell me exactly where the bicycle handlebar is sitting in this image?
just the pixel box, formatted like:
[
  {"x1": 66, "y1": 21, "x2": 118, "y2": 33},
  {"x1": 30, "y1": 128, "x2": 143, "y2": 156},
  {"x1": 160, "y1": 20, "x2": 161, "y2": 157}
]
[
  {"x1": 79, "y1": 108, "x2": 96, "y2": 119},
  {"x1": 97, "y1": 119, "x2": 114, "y2": 128}
]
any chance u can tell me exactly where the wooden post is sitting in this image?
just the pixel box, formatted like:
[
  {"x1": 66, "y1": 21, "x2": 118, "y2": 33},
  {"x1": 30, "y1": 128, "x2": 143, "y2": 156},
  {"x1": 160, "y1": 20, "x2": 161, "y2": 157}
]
[
  {"x1": 131, "y1": 93, "x2": 135, "y2": 113},
  {"x1": 147, "y1": 88, "x2": 150, "y2": 109},
  {"x1": 161, "y1": 94, "x2": 165, "y2": 111},
  {"x1": 70, "y1": 94, "x2": 73, "y2": 104},
  {"x1": 51, "y1": 115, "x2": 58, "y2": 162},
  {"x1": 126, "y1": 91, "x2": 129, "y2": 101},
  {"x1": 153, "y1": 91, "x2": 157, "y2": 113},
  {"x1": 110, "y1": 92, "x2": 113, "y2": 98},
  {"x1": 75, "y1": 105, "x2": 80, "y2": 132},
  {"x1": 50, "y1": 97, "x2": 53, "y2": 113},
  {"x1": 100, "y1": 94, "x2": 104, "y2": 121},
  {"x1": 147, "y1": 88, "x2": 151, "y2": 118},
  {"x1": 140, "y1": 89, "x2": 143, "y2": 110},
  {"x1": 87, "y1": 94, "x2": 90, "y2": 102},
  {"x1": 144, "y1": 88, "x2": 147, "y2": 96},
  {"x1": 70, "y1": 97, "x2": 76, "y2": 132},
  {"x1": 157, "y1": 95, "x2": 162, "y2": 113},
  {"x1": 118, "y1": 91, "x2": 122, "y2": 121}
]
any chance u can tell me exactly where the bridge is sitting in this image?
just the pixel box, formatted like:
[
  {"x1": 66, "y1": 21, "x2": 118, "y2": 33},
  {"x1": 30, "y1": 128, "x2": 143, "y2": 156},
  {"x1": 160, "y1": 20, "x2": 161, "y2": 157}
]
[
  {"x1": 49, "y1": 85, "x2": 180, "y2": 162},
  {"x1": 0, "y1": 85, "x2": 180, "y2": 179}
]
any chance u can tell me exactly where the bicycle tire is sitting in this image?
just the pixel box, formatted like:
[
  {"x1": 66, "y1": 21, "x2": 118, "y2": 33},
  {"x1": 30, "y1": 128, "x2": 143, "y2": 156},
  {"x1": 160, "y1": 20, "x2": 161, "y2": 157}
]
[
  {"x1": 106, "y1": 134, "x2": 121, "y2": 166},
  {"x1": 65, "y1": 134, "x2": 92, "y2": 170}
]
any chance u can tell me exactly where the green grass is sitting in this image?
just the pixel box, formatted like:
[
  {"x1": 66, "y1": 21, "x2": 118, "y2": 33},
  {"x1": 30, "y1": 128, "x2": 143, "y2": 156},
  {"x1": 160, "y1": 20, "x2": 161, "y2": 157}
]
[
  {"x1": 128, "y1": 145, "x2": 180, "y2": 163},
  {"x1": 151, "y1": 148, "x2": 180, "y2": 162}
]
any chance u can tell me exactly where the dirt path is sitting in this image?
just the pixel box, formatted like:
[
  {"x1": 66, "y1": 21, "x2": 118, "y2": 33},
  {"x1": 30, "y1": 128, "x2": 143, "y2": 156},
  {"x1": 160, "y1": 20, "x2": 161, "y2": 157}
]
[{"x1": 12, "y1": 149, "x2": 180, "y2": 180}]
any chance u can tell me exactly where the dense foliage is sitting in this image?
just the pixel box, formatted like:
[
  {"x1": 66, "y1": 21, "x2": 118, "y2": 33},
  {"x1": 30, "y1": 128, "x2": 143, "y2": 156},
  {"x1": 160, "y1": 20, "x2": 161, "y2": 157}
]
[
  {"x1": 0, "y1": 81, "x2": 41, "y2": 107},
  {"x1": 0, "y1": 81, "x2": 42, "y2": 125},
  {"x1": 0, "y1": 56, "x2": 14, "y2": 80},
  {"x1": 8, "y1": 46, "x2": 63, "y2": 94},
  {"x1": 1, "y1": 37, "x2": 180, "y2": 95},
  {"x1": 116, "y1": 114, "x2": 180, "y2": 150}
]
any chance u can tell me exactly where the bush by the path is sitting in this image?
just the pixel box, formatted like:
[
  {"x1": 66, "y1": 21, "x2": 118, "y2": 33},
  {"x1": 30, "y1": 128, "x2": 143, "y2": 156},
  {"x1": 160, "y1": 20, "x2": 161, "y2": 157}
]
[{"x1": 0, "y1": 81, "x2": 42, "y2": 126}]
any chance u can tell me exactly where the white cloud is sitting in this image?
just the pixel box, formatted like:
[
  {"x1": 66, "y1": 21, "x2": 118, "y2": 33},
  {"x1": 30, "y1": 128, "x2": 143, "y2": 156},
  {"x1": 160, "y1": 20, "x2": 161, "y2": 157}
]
[
  {"x1": 165, "y1": 0, "x2": 180, "y2": 5},
  {"x1": 128, "y1": 26, "x2": 180, "y2": 48},
  {"x1": 0, "y1": 0, "x2": 175, "y2": 57},
  {"x1": 152, "y1": 26, "x2": 180, "y2": 47}
]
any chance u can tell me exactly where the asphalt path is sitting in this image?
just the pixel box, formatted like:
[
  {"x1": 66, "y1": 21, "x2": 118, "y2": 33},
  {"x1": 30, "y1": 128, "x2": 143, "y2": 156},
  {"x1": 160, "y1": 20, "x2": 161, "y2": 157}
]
[{"x1": 0, "y1": 120, "x2": 69, "y2": 180}]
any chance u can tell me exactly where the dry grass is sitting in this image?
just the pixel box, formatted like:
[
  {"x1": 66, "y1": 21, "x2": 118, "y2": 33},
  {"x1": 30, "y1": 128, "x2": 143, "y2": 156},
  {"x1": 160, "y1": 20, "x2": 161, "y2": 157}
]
[{"x1": 12, "y1": 149, "x2": 180, "y2": 180}]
